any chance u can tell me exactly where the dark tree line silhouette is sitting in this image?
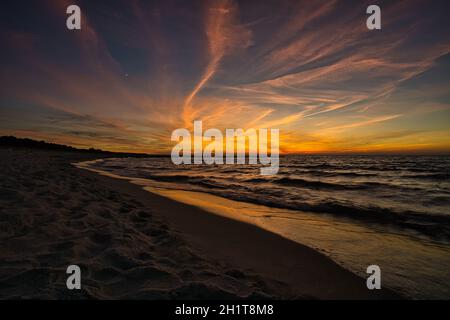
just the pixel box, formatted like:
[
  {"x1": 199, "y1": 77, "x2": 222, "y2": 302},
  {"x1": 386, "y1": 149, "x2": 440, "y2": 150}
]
[{"x1": 0, "y1": 136, "x2": 155, "y2": 157}]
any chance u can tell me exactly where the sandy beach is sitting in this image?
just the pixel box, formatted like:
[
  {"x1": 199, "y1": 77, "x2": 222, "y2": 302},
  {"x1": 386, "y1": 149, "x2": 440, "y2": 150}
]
[{"x1": 0, "y1": 147, "x2": 401, "y2": 299}]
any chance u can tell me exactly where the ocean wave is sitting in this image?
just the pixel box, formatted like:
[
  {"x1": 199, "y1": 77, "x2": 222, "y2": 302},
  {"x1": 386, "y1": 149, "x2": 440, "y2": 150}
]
[
  {"x1": 273, "y1": 177, "x2": 361, "y2": 190},
  {"x1": 289, "y1": 170, "x2": 379, "y2": 178},
  {"x1": 206, "y1": 192, "x2": 450, "y2": 240},
  {"x1": 403, "y1": 173, "x2": 450, "y2": 180}
]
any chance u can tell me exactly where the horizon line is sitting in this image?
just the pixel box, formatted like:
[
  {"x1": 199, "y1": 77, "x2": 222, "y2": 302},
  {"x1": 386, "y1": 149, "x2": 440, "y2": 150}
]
[{"x1": 2, "y1": 136, "x2": 450, "y2": 157}]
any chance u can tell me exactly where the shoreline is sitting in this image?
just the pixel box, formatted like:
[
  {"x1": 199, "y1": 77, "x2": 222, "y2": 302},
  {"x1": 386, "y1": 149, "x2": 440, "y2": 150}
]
[
  {"x1": 75, "y1": 158, "x2": 402, "y2": 299},
  {"x1": 0, "y1": 148, "x2": 402, "y2": 299}
]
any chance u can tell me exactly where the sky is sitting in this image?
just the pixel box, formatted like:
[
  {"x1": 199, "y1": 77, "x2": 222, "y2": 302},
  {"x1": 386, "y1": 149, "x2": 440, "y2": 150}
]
[{"x1": 1, "y1": 0, "x2": 450, "y2": 154}]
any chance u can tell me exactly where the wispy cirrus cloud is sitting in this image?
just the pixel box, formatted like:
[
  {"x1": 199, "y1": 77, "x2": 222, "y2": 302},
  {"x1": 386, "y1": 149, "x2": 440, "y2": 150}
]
[{"x1": 182, "y1": 0, "x2": 252, "y2": 126}]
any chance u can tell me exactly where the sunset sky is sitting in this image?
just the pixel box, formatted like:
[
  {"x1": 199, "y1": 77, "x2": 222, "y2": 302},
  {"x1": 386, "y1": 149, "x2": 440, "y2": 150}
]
[{"x1": 1, "y1": 0, "x2": 449, "y2": 154}]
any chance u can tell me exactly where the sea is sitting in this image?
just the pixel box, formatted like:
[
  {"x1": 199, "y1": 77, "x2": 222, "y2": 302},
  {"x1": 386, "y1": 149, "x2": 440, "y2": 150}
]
[{"x1": 81, "y1": 155, "x2": 450, "y2": 299}]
